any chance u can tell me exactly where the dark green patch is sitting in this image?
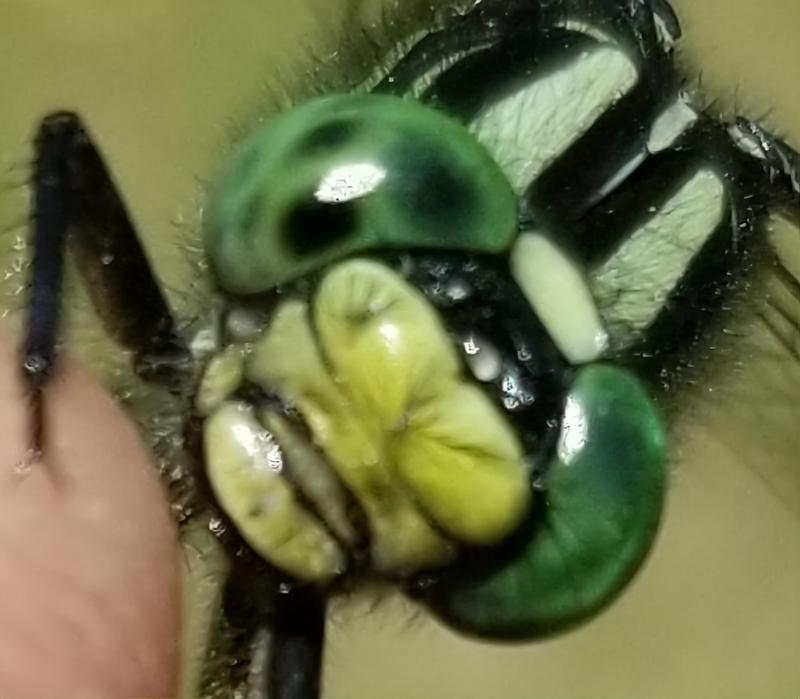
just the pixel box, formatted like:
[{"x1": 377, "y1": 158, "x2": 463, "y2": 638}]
[
  {"x1": 298, "y1": 118, "x2": 359, "y2": 156},
  {"x1": 389, "y1": 143, "x2": 477, "y2": 240},
  {"x1": 283, "y1": 197, "x2": 359, "y2": 256}
]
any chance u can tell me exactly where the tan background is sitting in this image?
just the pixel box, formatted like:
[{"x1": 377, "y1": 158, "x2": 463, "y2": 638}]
[{"x1": 0, "y1": 1, "x2": 798, "y2": 697}]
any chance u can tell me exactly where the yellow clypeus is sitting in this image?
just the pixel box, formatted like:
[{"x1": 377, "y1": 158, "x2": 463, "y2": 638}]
[
  {"x1": 247, "y1": 296, "x2": 454, "y2": 574},
  {"x1": 247, "y1": 260, "x2": 531, "y2": 575}
]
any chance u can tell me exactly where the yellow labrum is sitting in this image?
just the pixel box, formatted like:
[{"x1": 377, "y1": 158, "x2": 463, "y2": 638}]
[
  {"x1": 247, "y1": 260, "x2": 530, "y2": 575},
  {"x1": 204, "y1": 402, "x2": 346, "y2": 582}
]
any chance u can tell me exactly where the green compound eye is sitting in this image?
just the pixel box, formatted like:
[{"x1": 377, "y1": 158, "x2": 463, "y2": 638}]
[
  {"x1": 426, "y1": 364, "x2": 666, "y2": 639},
  {"x1": 205, "y1": 94, "x2": 518, "y2": 294}
]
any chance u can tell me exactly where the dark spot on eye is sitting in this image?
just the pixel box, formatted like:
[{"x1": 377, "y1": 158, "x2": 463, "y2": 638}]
[
  {"x1": 283, "y1": 198, "x2": 358, "y2": 256},
  {"x1": 389, "y1": 143, "x2": 476, "y2": 239},
  {"x1": 299, "y1": 119, "x2": 358, "y2": 155}
]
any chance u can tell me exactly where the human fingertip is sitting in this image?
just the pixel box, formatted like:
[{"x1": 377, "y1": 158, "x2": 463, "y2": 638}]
[{"x1": 0, "y1": 332, "x2": 180, "y2": 697}]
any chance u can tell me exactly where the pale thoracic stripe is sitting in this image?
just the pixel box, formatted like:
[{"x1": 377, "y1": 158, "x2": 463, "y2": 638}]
[
  {"x1": 511, "y1": 232, "x2": 608, "y2": 364},
  {"x1": 590, "y1": 169, "x2": 727, "y2": 350},
  {"x1": 647, "y1": 96, "x2": 698, "y2": 152},
  {"x1": 468, "y1": 43, "x2": 638, "y2": 192}
]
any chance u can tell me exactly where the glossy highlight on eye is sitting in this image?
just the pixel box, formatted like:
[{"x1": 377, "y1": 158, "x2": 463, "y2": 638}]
[
  {"x1": 314, "y1": 162, "x2": 387, "y2": 203},
  {"x1": 557, "y1": 393, "x2": 588, "y2": 461}
]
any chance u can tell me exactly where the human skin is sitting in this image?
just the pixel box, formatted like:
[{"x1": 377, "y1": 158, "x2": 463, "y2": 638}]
[{"x1": 0, "y1": 335, "x2": 180, "y2": 697}]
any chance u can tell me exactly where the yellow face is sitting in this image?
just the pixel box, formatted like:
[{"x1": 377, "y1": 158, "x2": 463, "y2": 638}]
[
  {"x1": 202, "y1": 259, "x2": 530, "y2": 580},
  {"x1": 0, "y1": 1, "x2": 798, "y2": 698}
]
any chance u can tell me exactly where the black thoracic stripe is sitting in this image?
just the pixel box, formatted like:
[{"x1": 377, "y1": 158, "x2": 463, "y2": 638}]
[
  {"x1": 426, "y1": 0, "x2": 676, "y2": 116},
  {"x1": 527, "y1": 76, "x2": 679, "y2": 226},
  {"x1": 449, "y1": 3, "x2": 679, "y2": 223},
  {"x1": 569, "y1": 117, "x2": 775, "y2": 269},
  {"x1": 538, "y1": 0, "x2": 679, "y2": 63},
  {"x1": 559, "y1": 148, "x2": 707, "y2": 265},
  {"x1": 375, "y1": 0, "x2": 549, "y2": 97},
  {"x1": 376, "y1": 0, "x2": 676, "y2": 102},
  {"x1": 421, "y1": 22, "x2": 676, "y2": 224},
  {"x1": 379, "y1": 250, "x2": 572, "y2": 459},
  {"x1": 373, "y1": 6, "x2": 507, "y2": 96},
  {"x1": 420, "y1": 28, "x2": 595, "y2": 121}
]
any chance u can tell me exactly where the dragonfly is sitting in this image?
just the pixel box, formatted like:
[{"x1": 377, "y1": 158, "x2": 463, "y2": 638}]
[{"x1": 2, "y1": 1, "x2": 799, "y2": 698}]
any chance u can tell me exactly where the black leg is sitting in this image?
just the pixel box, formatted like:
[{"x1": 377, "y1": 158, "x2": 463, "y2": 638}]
[
  {"x1": 233, "y1": 589, "x2": 327, "y2": 699},
  {"x1": 23, "y1": 112, "x2": 191, "y2": 445},
  {"x1": 24, "y1": 113, "x2": 73, "y2": 389},
  {"x1": 728, "y1": 117, "x2": 800, "y2": 205},
  {"x1": 22, "y1": 114, "x2": 74, "y2": 449},
  {"x1": 266, "y1": 588, "x2": 326, "y2": 699},
  {"x1": 213, "y1": 546, "x2": 327, "y2": 699}
]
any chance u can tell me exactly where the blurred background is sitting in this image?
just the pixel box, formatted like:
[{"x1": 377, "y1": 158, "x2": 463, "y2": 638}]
[{"x1": 0, "y1": 1, "x2": 798, "y2": 697}]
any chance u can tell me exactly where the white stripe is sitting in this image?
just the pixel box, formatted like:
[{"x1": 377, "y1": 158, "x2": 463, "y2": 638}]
[
  {"x1": 590, "y1": 169, "x2": 726, "y2": 349},
  {"x1": 469, "y1": 43, "x2": 638, "y2": 192},
  {"x1": 511, "y1": 232, "x2": 609, "y2": 364}
]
